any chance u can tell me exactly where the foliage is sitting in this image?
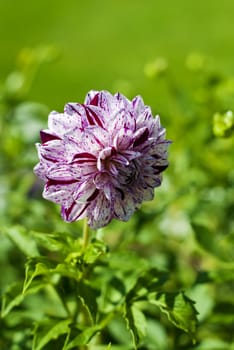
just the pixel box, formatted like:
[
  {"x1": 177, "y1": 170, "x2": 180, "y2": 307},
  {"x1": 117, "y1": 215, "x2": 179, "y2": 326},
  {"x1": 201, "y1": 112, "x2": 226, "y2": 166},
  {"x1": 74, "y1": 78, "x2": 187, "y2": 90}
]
[{"x1": 0, "y1": 47, "x2": 234, "y2": 350}]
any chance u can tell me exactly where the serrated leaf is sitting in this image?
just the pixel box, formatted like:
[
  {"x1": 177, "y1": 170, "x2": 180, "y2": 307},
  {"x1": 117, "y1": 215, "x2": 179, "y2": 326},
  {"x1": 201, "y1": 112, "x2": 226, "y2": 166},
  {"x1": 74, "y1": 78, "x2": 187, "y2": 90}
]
[
  {"x1": 23, "y1": 257, "x2": 55, "y2": 293},
  {"x1": 3, "y1": 226, "x2": 39, "y2": 257},
  {"x1": 124, "y1": 304, "x2": 146, "y2": 349},
  {"x1": 149, "y1": 291, "x2": 198, "y2": 337},
  {"x1": 126, "y1": 268, "x2": 169, "y2": 303},
  {"x1": 33, "y1": 319, "x2": 71, "y2": 350}
]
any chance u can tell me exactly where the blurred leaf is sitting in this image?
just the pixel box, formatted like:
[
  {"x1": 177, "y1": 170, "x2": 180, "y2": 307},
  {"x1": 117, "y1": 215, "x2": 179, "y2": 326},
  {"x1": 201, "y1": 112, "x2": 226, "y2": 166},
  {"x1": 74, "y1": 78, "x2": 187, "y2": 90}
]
[
  {"x1": 13, "y1": 102, "x2": 49, "y2": 143},
  {"x1": 194, "y1": 338, "x2": 234, "y2": 350},
  {"x1": 124, "y1": 304, "x2": 146, "y2": 349},
  {"x1": 144, "y1": 57, "x2": 168, "y2": 79},
  {"x1": 213, "y1": 110, "x2": 234, "y2": 137},
  {"x1": 1, "y1": 280, "x2": 46, "y2": 318},
  {"x1": 209, "y1": 268, "x2": 234, "y2": 283},
  {"x1": 64, "y1": 325, "x2": 100, "y2": 349},
  {"x1": 149, "y1": 291, "x2": 198, "y2": 337},
  {"x1": 192, "y1": 223, "x2": 234, "y2": 262},
  {"x1": 78, "y1": 280, "x2": 100, "y2": 323},
  {"x1": 107, "y1": 317, "x2": 132, "y2": 345},
  {"x1": 126, "y1": 268, "x2": 169, "y2": 302},
  {"x1": 188, "y1": 284, "x2": 214, "y2": 321},
  {"x1": 1, "y1": 282, "x2": 24, "y2": 318},
  {"x1": 2, "y1": 226, "x2": 39, "y2": 257},
  {"x1": 83, "y1": 238, "x2": 108, "y2": 265},
  {"x1": 33, "y1": 319, "x2": 71, "y2": 350},
  {"x1": 144, "y1": 319, "x2": 168, "y2": 350},
  {"x1": 30, "y1": 230, "x2": 74, "y2": 253}
]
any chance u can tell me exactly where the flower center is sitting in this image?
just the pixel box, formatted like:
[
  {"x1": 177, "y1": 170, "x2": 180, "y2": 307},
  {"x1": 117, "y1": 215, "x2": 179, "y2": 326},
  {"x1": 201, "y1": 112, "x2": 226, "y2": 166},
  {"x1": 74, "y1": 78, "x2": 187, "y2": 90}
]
[
  {"x1": 118, "y1": 161, "x2": 139, "y2": 186},
  {"x1": 97, "y1": 147, "x2": 117, "y2": 174}
]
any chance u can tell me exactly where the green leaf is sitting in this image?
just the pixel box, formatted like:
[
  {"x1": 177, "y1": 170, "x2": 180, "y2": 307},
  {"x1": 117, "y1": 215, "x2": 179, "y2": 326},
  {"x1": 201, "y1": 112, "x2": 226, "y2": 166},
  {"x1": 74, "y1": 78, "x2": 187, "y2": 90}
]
[
  {"x1": 78, "y1": 281, "x2": 100, "y2": 323},
  {"x1": 2, "y1": 226, "x2": 39, "y2": 257},
  {"x1": 33, "y1": 319, "x2": 71, "y2": 350},
  {"x1": 149, "y1": 291, "x2": 198, "y2": 337},
  {"x1": 64, "y1": 325, "x2": 100, "y2": 349},
  {"x1": 23, "y1": 256, "x2": 84, "y2": 295},
  {"x1": 209, "y1": 267, "x2": 234, "y2": 283},
  {"x1": 192, "y1": 223, "x2": 234, "y2": 262},
  {"x1": 1, "y1": 282, "x2": 24, "y2": 318},
  {"x1": 126, "y1": 268, "x2": 169, "y2": 303},
  {"x1": 213, "y1": 110, "x2": 234, "y2": 137},
  {"x1": 1, "y1": 280, "x2": 47, "y2": 317},
  {"x1": 30, "y1": 230, "x2": 75, "y2": 253},
  {"x1": 83, "y1": 238, "x2": 108, "y2": 265},
  {"x1": 53, "y1": 262, "x2": 81, "y2": 280},
  {"x1": 194, "y1": 338, "x2": 232, "y2": 350},
  {"x1": 124, "y1": 304, "x2": 146, "y2": 349},
  {"x1": 23, "y1": 257, "x2": 55, "y2": 293}
]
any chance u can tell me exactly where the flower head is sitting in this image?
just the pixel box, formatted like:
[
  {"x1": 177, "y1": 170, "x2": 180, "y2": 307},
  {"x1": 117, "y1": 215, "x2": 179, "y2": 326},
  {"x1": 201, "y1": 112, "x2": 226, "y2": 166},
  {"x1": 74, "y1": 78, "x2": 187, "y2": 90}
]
[{"x1": 34, "y1": 90, "x2": 170, "y2": 229}]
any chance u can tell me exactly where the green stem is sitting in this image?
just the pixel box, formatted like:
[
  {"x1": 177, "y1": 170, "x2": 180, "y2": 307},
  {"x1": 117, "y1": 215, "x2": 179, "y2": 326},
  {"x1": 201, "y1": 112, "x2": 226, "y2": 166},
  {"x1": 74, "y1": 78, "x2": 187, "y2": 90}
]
[{"x1": 82, "y1": 218, "x2": 89, "y2": 249}]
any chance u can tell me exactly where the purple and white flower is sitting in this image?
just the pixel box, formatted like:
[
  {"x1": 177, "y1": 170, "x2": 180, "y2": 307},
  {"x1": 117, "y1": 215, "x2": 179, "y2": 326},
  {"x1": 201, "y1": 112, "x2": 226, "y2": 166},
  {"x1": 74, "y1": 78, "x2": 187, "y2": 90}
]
[{"x1": 34, "y1": 90, "x2": 170, "y2": 229}]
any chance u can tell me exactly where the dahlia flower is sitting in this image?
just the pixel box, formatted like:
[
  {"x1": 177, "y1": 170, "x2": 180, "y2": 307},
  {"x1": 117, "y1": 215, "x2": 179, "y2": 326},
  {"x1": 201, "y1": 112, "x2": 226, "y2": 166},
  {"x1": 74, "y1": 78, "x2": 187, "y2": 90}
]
[{"x1": 34, "y1": 90, "x2": 170, "y2": 229}]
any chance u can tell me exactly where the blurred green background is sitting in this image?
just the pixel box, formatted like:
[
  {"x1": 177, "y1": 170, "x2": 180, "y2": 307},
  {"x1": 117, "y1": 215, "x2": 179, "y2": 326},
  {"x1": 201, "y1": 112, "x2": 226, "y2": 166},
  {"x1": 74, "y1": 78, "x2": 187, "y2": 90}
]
[{"x1": 1, "y1": 0, "x2": 234, "y2": 109}]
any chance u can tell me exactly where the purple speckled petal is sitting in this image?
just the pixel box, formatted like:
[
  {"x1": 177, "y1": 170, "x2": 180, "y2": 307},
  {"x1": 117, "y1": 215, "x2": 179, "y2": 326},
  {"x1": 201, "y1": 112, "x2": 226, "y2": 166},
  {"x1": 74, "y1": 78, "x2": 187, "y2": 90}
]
[
  {"x1": 62, "y1": 201, "x2": 89, "y2": 222},
  {"x1": 48, "y1": 112, "x2": 81, "y2": 136},
  {"x1": 38, "y1": 140, "x2": 65, "y2": 163},
  {"x1": 114, "y1": 192, "x2": 137, "y2": 222},
  {"x1": 73, "y1": 179, "x2": 98, "y2": 203},
  {"x1": 47, "y1": 164, "x2": 80, "y2": 182},
  {"x1": 131, "y1": 95, "x2": 145, "y2": 114},
  {"x1": 40, "y1": 130, "x2": 61, "y2": 144},
  {"x1": 87, "y1": 192, "x2": 113, "y2": 229},
  {"x1": 43, "y1": 180, "x2": 77, "y2": 207}
]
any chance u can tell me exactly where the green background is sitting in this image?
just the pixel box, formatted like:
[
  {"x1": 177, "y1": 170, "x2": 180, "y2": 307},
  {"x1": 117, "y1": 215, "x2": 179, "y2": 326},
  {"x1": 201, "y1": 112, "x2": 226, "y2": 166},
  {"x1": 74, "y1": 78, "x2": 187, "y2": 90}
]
[{"x1": 1, "y1": 0, "x2": 234, "y2": 109}]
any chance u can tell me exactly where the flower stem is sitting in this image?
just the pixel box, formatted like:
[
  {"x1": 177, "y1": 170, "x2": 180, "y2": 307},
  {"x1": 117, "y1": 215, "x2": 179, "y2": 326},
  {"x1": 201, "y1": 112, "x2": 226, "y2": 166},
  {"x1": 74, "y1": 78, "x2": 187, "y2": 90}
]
[{"x1": 82, "y1": 218, "x2": 89, "y2": 249}]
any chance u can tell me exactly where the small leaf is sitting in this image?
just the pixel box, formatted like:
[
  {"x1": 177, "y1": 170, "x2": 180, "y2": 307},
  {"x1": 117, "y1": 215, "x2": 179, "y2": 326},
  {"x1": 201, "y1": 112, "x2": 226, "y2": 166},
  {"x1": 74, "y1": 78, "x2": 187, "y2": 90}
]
[
  {"x1": 149, "y1": 291, "x2": 198, "y2": 337},
  {"x1": 33, "y1": 319, "x2": 71, "y2": 350},
  {"x1": 124, "y1": 304, "x2": 146, "y2": 349}
]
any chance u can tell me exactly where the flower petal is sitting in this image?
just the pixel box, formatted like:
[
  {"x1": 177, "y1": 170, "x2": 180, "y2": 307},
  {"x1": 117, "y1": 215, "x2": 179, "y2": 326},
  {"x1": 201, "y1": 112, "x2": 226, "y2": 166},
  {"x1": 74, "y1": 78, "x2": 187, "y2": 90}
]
[
  {"x1": 114, "y1": 192, "x2": 138, "y2": 222},
  {"x1": 43, "y1": 180, "x2": 77, "y2": 207},
  {"x1": 62, "y1": 201, "x2": 89, "y2": 222},
  {"x1": 87, "y1": 193, "x2": 113, "y2": 229}
]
